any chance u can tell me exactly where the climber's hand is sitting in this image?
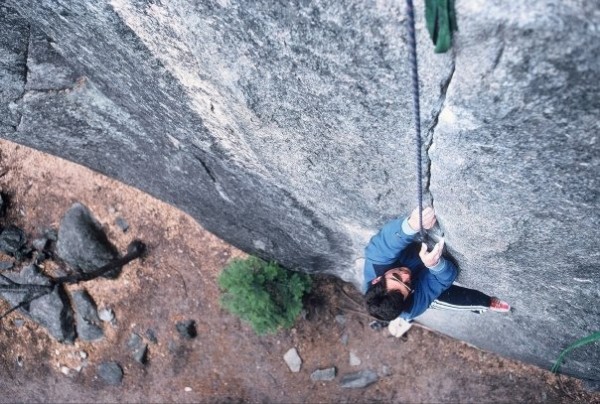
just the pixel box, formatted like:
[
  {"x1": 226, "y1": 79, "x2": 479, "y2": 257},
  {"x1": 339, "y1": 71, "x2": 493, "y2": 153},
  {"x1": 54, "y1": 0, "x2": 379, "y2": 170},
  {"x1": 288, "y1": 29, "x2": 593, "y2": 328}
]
[
  {"x1": 408, "y1": 206, "x2": 437, "y2": 231},
  {"x1": 419, "y1": 239, "x2": 445, "y2": 268}
]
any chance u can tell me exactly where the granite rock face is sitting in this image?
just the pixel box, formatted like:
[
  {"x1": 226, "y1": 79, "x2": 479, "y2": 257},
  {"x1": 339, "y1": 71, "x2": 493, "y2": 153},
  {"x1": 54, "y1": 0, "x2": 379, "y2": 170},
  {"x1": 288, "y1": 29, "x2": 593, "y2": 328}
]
[{"x1": 0, "y1": 1, "x2": 598, "y2": 380}]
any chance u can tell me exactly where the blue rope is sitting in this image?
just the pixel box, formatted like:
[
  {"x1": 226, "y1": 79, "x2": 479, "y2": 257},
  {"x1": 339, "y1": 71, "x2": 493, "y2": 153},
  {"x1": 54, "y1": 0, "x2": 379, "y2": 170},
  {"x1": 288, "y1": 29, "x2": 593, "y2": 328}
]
[{"x1": 406, "y1": 0, "x2": 425, "y2": 239}]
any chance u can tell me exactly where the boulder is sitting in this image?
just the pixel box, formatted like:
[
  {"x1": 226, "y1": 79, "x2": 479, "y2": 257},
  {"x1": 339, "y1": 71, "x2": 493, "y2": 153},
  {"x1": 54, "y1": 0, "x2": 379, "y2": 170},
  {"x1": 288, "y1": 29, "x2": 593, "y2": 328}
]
[{"x1": 56, "y1": 203, "x2": 120, "y2": 278}]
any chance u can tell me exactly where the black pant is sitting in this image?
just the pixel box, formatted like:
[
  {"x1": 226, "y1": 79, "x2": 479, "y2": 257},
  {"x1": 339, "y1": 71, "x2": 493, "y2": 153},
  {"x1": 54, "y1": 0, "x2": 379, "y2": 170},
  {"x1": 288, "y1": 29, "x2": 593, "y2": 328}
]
[{"x1": 432, "y1": 284, "x2": 492, "y2": 311}]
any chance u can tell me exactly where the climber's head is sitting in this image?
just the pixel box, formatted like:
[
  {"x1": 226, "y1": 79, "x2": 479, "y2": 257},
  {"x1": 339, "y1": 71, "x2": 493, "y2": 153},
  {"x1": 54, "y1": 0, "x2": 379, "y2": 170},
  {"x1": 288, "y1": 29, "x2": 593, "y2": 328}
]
[{"x1": 365, "y1": 267, "x2": 413, "y2": 321}]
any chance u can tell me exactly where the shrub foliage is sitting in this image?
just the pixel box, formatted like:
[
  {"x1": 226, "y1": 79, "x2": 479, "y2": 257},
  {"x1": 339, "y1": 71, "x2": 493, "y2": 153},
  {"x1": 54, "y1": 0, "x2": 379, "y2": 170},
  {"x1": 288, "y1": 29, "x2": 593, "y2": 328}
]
[{"x1": 218, "y1": 256, "x2": 311, "y2": 335}]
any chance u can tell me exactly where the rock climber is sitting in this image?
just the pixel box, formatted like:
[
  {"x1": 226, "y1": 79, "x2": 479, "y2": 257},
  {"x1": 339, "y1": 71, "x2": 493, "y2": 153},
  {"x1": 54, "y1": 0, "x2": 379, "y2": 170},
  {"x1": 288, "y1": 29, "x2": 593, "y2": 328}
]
[{"x1": 363, "y1": 207, "x2": 510, "y2": 336}]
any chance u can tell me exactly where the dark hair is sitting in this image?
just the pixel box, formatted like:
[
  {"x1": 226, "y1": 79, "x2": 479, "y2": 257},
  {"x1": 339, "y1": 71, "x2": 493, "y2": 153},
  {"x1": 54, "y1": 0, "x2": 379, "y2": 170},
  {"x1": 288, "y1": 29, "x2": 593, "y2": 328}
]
[{"x1": 365, "y1": 279, "x2": 406, "y2": 321}]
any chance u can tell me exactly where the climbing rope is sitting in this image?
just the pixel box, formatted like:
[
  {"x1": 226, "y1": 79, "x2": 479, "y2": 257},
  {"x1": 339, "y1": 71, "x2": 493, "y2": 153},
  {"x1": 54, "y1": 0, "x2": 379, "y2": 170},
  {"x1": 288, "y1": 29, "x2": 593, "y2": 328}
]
[{"x1": 405, "y1": 0, "x2": 425, "y2": 239}]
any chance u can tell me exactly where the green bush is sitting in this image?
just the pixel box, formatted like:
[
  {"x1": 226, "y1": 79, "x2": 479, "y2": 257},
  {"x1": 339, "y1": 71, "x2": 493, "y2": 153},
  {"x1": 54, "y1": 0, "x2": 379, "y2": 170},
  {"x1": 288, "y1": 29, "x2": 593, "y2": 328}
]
[{"x1": 218, "y1": 256, "x2": 311, "y2": 335}]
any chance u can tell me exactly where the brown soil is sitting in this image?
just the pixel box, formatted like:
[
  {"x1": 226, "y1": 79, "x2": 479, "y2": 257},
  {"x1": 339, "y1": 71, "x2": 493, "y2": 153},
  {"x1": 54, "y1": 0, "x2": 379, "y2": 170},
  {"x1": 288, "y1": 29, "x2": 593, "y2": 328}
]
[{"x1": 0, "y1": 139, "x2": 597, "y2": 403}]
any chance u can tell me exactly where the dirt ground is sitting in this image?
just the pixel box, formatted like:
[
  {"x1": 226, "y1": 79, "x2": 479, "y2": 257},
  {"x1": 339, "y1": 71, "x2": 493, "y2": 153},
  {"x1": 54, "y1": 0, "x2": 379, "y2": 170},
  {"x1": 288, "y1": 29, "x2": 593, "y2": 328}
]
[{"x1": 0, "y1": 139, "x2": 597, "y2": 403}]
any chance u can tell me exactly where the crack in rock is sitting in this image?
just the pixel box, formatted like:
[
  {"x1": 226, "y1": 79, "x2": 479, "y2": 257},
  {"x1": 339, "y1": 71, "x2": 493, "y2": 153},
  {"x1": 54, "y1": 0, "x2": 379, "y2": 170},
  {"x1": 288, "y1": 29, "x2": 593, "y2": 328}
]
[{"x1": 424, "y1": 58, "x2": 456, "y2": 210}]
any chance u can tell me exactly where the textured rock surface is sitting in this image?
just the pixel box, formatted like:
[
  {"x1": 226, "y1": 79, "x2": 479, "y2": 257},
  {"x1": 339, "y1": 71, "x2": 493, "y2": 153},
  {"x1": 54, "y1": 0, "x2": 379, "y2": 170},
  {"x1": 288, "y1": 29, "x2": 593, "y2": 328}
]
[
  {"x1": 283, "y1": 348, "x2": 302, "y2": 373},
  {"x1": 0, "y1": 0, "x2": 598, "y2": 380},
  {"x1": 0, "y1": 264, "x2": 75, "y2": 343},
  {"x1": 340, "y1": 370, "x2": 378, "y2": 389},
  {"x1": 311, "y1": 367, "x2": 337, "y2": 382},
  {"x1": 97, "y1": 361, "x2": 123, "y2": 386},
  {"x1": 71, "y1": 289, "x2": 104, "y2": 341},
  {"x1": 56, "y1": 203, "x2": 120, "y2": 277}
]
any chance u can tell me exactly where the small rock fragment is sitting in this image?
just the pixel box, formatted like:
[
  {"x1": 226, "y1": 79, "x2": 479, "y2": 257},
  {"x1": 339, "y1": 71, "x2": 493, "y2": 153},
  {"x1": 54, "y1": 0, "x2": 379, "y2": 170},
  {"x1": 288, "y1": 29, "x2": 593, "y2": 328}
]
[
  {"x1": 0, "y1": 225, "x2": 27, "y2": 258},
  {"x1": 310, "y1": 367, "x2": 336, "y2": 381},
  {"x1": 56, "y1": 203, "x2": 121, "y2": 278},
  {"x1": 340, "y1": 333, "x2": 349, "y2": 345},
  {"x1": 349, "y1": 351, "x2": 361, "y2": 366},
  {"x1": 115, "y1": 217, "x2": 129, "y2": 232},
  {"x1": 176, "y1": 320, "x2": 197, "y2": 339},
  {"x1": 72, "y1": 289, "x2": 104, "y2": 341},
  {"x1": 127, "y1": 332, "x2": 142, "y2": 348},
  {"x1": 127, "y1": 333, "x2": 148, "y2": 364},
  {"x1": 133, "y1": 345, "x2": 148, "y2": 364},
  {"x1": 97, "y1": 362, "x2": 123, "y2": 385},
  {"x1": 283, "y1": 348, "x2": 302, "y2": 373},
  {"x1": 145, "y1": 328, "x2": 158, "y2": 344},
  {"x1": 340, "y1": 370, "x2": 378, "y2": 389},
  {"x1": 98, "y1": 308, "x2": 115, "y2": 323},
  {"x1": 80, "y1": 351, "x2": 88, "y2": 359},
  {"x1": 13, "y1": 318, "x2": 24, "y2": 328},
  {"x1": 379, "y1": 365, "x2": 392, "y2": 377},
  {"x1": 60, "y1": 366, "x2": 70, "y2": 376},
  {"x1": 184, "y1": 387, "x2": 192, "y2": 392}
]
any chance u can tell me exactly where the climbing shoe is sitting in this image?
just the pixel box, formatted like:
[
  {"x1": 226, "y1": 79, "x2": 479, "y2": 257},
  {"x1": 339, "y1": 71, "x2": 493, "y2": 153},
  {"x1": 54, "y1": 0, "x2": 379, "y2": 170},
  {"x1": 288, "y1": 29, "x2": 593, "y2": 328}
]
[{"x1": 489, "y1": 297, "x2": 511, "y2": 313}]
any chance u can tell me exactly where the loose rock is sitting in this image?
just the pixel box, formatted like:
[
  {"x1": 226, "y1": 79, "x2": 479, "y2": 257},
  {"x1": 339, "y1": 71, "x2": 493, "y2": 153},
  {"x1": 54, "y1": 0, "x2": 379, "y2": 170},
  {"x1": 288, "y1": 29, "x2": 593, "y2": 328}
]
[
  {"x1": 0, "y1": 225, "x2": 27, "y2": 259},
  {"x1": 283, "y1": 348, "x2": 302, "y2": 373},
  {"x1": 97, "y1": 361, "x2": 123, "y2": 385},
  {"x1": 340, "y1": 370, "x2": 378, "y2": 388},
  {"x1": 98, "y1": 307, "x2": 115, "y2": 323},
  {"x1": 72, "y1": 289, "x2": 104, "y2": 341},
  {"x1": 115, "y1": 217, "x2": 129, "y2": 232},
  {"x1": 145, "y1": 328, "x2": 158, "y2": 344},
  {"x1": 127, "y1": 333, "x2": 148, "y2": 364},
  {"x1": 0, "y1": 264, "x2": 75, "y2": 343},
  {"x1": 340, "y1": 333, "x2": 349, "y2": 345},
  {"x1": 349, "y1": 351, "x2": 361, "y2": 366},
  {"x1": 176, "y1": 320, "x2": 197, "y2": 339},
  {"x1": 56, "y1": 203, "x2": 121, "y2": 278},
  {"x1": 379, "y1": 365, "x2": 392, "y2": 377},
  {"x1": 310, "y1": 367, "x2": 336, "y2": 381}
]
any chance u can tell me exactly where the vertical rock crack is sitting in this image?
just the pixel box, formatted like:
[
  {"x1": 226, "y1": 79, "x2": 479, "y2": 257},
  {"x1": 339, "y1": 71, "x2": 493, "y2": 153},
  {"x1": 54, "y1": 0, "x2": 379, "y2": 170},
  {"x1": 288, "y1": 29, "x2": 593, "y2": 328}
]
[{"x1": 424, "y1": 58, "x2": 455, "y2": 211}]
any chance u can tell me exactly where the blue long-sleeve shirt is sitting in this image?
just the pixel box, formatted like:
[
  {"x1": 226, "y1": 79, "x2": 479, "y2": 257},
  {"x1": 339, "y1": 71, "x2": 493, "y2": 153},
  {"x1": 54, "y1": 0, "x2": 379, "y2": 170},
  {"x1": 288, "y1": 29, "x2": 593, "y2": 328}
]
[{"x1": 363, "y1": 216, "x2": 457, "y2": 320}]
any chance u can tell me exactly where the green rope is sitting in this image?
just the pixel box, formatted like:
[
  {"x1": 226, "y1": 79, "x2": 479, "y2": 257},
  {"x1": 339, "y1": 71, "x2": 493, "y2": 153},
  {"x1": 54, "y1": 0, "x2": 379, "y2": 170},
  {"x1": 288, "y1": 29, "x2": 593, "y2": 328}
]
[{"x1": 551, "y1": 331, "x2": 600, "y2": 373}]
